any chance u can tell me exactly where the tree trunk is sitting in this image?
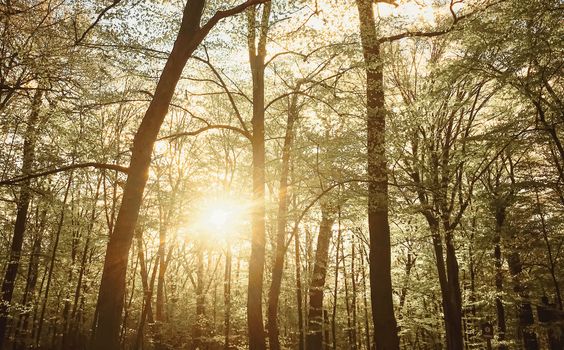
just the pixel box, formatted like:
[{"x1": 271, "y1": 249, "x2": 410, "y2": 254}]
[
  {"x1": 351, "y1": 235, "x2": 359, "y2": 350},
  {"x1": 494, "y1": 207, "x2": 507, "y2": 350},
  {"x1": 444, "y1": 229, "x2": 464, "y2": 350},
  {"x1": 36, "y1": 175, "x2": 73, "y2": 347},
  {"x1": 92, "y1": 1, "x2": 261, "y2": 347},
  {"x1": 0, "y1": 90, "x2": 43, "y2": 348},
  {"x1": 354, "y1": 1, "x2": 400, "y2": 348},
  {"x1": 306, "y1": 206, "x2": 336, "y2": 350},
  {"x1": 267, "y1": 86, "x2": 298, "y2": 350},
  {"x1": 193, "y1": 245, "x2": 206, "y2": 349},
  {"x1": 246, "y1": 4, "x2": 271, "y2": 349},
  {"x1": 331, "y1": 213, "x2": 342, "y2": 350},
  {"x1": 13, "y1": 208, "x2": 46, "y2": 350},
  {"x1": 508, "y1": 252, "x2": 538, "y2": 350},
  {"x1": 224, "y1": 245, "x2": 232, "y2": 350},
  {"x1": 295, "y1": 226, "x2": 305, "y2": 350}
]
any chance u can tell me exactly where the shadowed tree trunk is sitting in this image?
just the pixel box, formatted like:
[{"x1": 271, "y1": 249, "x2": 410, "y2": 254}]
[
  {"x1": 224, "y1": 245, "x2": 232, "y2": 350},
  {"x1": 246, "y1": 3, "x2": 271, "y2": 350},
  {"x1": 295, "y1": 224, "x2": 305, "y2": 350},
  {"x1": 267, "y1": 84, "x2": 298, "y2": 350},
  {"x1": 92, "y1": 1, "x2": 265, "y2": 348},
  {"x1": 0, "y1": 90, "x2": 43, "y2": 348},
  {"x1": 355, "y1": 1, "x2": 400, "y2": 348},
  {"x1": 508, "y1": 252, "x2": 538, "y2": 350},
  {"x1": 494, "y1": 206, "x2": 507, "y2": 350},
  {"x1": 306, "y1": 205, "x2": 336, "y2": 349}
]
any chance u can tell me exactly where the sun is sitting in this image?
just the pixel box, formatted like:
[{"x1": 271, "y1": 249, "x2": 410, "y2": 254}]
[{"x1": 189, "y1": 196, "x2": 250, "y2": 241}]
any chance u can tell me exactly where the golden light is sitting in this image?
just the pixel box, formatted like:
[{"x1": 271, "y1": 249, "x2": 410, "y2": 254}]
[{"x1": 187, "y1": 196, "x2": 251, "y2": 241}]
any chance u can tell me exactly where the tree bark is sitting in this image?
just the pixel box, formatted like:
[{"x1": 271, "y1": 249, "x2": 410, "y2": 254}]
[
  {"x1": 355, "y1": 1, "x2": 400, "y2": 348},
  {"x1": 295, "y1": 226, "x2": 305, "y2": 350},
  {"x1": 246, "y1": 4, "x2": 271, "y2": 350},
  {"x1": 306, "y1": 206, "x2": 336, "y2": 350},
  {"x1": 494, "y1": 207, "x2": 507, "y2": 350},
  {"x1": 508, "y1": 252, "x2": 539, "y2": 350},
  {"x1": 91, "y1": 1, "x2": 264, "y2": 348},
  {"x1": 267, "y1": 86, "x2": 298, "y2": 350},
  {"x1": 0, "y1": 89, "x2": 43, "y2": 348},
  {"x1": 36, "y1": 175, "x2": 73, "y2": 347}
]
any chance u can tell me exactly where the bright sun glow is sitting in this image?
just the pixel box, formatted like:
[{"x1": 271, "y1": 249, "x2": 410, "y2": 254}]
[{"x1": 187, "y1": 196, "x2": 251, "y2": 241}]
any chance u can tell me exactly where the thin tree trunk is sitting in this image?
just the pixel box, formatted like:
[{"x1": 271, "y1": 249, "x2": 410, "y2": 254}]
[
  {"x1": 342, "y1": 236, "x2": 354, "y2": 348},
  {"x1": 295, "y1": 226, "x2": 305, "y2": 350},
  {"x1": 508, "y1": 252, "x2": 539, "y2": 350},
  {"x1": 224, "y1": 245, "x2": 232, "y2": 350},
  {"x1": 306, "y1": 207, "x2": 336, "y2": 350},
  {"x1": 355, "y1": 1, "x2": 399, "y2": 348},
  {"x1": 351, "y1": 235, "x2": 359, "y2": 350},
  {"x1": 193, "y1": 245, "x2": 206, "y2": 349},
  {"x1": 134, "y1": 245, "x2": 159, "y2": 350},
  {"x1": 331, "y1": 213, "x2": 342, "y2": 350},
  {"x1": 267, "y1": 85, "x2": 298, "y2": 350},
  {"x1": 36, "y1": 175, "x2": 73, "y2": 347},
  {"x1": 247, "y1": 4, "x2": 271, "y2": 349},
  {"x1": 13, "y1": 208, "x2": 46, "y2": 350},
  {"x1": 360, "y1": 245, "x2": 372, "y2": 350},
  {"x1": 0, "y1": 90, "x2": 43, "y2": 348},
  {"x1": 535, "y1": 192, "x2": 563, "y2": 310},
  {"x1": 494, "y1": 207, "x2": 507, "y2": 350}
]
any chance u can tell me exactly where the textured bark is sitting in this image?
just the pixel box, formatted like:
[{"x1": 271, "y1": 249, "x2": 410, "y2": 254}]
[
  {"x1": 444, "y1": 229, "x2": 464, "y2": 350},
  {"x1": 306, "y1": 207, "x2": 335, "y2": 350},
  {"x1": 295, "y1": 226, "x2": 305, "y2": 350},
  {"x1": 355, "y1": 1, "x2": 400, "y2": 348},
  {"x1": 92, "y1": 1, "x2": 264, "y2": 348},
  {"x1": 246, "y1": 4, "x2": 271, "y2": 350},
  {"x1": 13, "y1": 208, "x2": 46, "y2": 350},
  {"x1": 508, "y1": 252, "x2": 539, "y2": 350},
  {"x1": 267, "y1": 86, "x2": 298, "y2": 350},
  {"x1": 0, "y1": 90, "x2": 42, "y2": 348},
  {"x1": 331, "y1": 216, "x2": 342, "y2": 350},
  {"x1": 494, "y1": 207, "x2": 507, "y2": 350}
]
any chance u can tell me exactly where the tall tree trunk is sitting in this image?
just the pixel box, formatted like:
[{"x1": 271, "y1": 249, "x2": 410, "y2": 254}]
[
  {"x1": 360, "y1": 245, "x2": 372, "y2": 350},
  {"x1": 493, "y1": 207, "x2": 507, "y2": 350},
  {"x1": 508, "y1": 252, "x2": 538, "y2": 350},
  {"x1": 306, "y1": 206, "x2": 336, "y2": 350},
  {"x1": 295, "y1": 226, "x2": 305, "y2": 350},
  {"x1": 36, "y1": 175, "x2": 73, "y2": 347},
  {"x1": 444, "y1": 229, "x2": 464, "y2": 350},
  {"x1": 246, "y1": 4, "x2": 271, "y2": 349},
  {"x1": 193, "y1": 245, "x2": 206, "y2": 349},
  {"x1": 331, "y1": 213, "x2": 342, "y2": 350},
  {"x1": 224, "y1": 245, "x2": 232, "y2": 350},
  {"x1": 13, "y1": 208, "x2": 46, "y2": 350},
  {"x1": 342, "y1": 235, "x2": 354, "y2": 348},
  {"x1": 92, "y1": 1, "x2": 262, "y2": 348},
  {"x1": 428, "y1": 221, "x2": 454, "y2": 349},
  {"x1": 355, "y1": 1, "x2": 400, "y2": 348},
  {"x1": 0, "y1": 90, "x2": 43, "y2": 347},
  {"x1": 267, "y1": 86, "x2": 298, "y2": 350},
  {"x1": 351, "y1": 235, "x2": 359, "y2": 350}
]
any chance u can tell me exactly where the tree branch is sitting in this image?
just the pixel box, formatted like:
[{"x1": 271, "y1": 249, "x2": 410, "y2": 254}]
[
  {"x1": 0, "y1": 162, "x2": 129, "y2": 186},
  {"x1": 158, "y1": 124, "x2": 252, "y2": 141}
]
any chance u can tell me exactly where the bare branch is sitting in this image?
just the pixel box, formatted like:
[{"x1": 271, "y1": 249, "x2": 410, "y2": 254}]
[
  {"x1": 75, "y1": 0, "x2": 122, "y2": 45},
  {"x1": 0, "y1": 163, "x2": 129, "y2": 186},
  {"x1": 158, "y1": 124, "x2": 252, "y2": 142}
]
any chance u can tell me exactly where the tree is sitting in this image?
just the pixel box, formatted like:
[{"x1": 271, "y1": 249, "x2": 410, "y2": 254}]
[{"x1": 92, "y1": 1, "x2": 267, "y2": 348}]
